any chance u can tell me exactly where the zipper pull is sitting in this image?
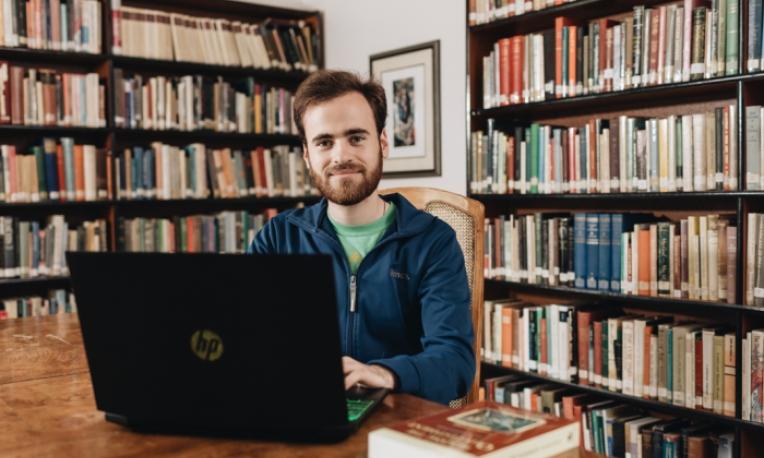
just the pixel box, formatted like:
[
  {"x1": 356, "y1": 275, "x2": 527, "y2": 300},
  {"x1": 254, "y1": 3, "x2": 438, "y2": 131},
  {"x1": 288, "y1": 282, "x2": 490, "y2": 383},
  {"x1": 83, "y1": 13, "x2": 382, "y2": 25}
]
[{"x1": 349, "y1": 274, "x2": 357, "y2": 313}]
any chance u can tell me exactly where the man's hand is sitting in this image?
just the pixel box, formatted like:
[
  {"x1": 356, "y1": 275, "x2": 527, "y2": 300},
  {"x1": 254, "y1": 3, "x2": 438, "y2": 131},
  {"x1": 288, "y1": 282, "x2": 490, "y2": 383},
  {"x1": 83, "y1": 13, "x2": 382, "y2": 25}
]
[{"x1": 342, "y1": 356, "x2": 396, "y2": 390}]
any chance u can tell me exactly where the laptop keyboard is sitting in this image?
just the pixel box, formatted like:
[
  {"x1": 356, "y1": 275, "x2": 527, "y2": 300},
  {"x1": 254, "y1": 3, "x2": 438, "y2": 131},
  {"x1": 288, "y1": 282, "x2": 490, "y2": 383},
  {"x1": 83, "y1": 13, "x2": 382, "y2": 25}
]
[{"x1": 346, "y1": 398, "x2": 374, "y2": 422}]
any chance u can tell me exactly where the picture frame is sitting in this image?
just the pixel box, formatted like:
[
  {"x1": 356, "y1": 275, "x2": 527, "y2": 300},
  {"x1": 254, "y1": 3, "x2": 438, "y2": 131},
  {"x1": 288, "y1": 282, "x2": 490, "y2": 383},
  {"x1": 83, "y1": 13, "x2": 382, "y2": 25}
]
[{"x1": 370, "y1": 40, "x2": 441, "y2": 178}]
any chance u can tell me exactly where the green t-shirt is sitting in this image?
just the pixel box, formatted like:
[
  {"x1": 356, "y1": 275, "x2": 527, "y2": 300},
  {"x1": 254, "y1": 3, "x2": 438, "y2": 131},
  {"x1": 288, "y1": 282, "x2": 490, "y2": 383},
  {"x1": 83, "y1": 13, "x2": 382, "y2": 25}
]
[{"x1": 328, "y1": 202, "x2": 396, "y2": 273}]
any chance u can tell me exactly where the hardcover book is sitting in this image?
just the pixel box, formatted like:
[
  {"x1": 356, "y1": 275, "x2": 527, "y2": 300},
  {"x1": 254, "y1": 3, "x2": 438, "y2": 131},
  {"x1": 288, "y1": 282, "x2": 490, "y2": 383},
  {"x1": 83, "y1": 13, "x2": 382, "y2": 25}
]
[{"x1": 368, "y1": 401, "x2": 578, "y2": 458}]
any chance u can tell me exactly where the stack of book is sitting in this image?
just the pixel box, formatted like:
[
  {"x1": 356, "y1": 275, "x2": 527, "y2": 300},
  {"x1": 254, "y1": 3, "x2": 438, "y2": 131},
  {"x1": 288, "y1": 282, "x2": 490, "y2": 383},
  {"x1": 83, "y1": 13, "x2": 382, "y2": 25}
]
[
  {"x1": 481, "y1": 2, "x2": 739, "y2": 108},
  {"x1": 116, "y1": 209, "x2": 277, "y2": 254},
  {"x1": 112, "y1": 4, "x2": 320, "y2": 71},
  {"x1": 0, "y1": 63, "x2": 105, "y2": 127},
  {"x1": 482, "y1": 301, "x2": 737, "y2": 417},
  {"x1": 471, "y1": 109, "x2": 738, "y2": 194},
  {"x1": 0, "y1": 139, "x2": 109, "y2": 203},
  {"x1": 113, "y1": 71, "x2": 296, "y2": 134},
  {"x1": 0, "y1": 0, "x2": 102, "y2": 53},
  {"x1": 369, "y1": 400, "x2": 579, "y2": 458},
  {"x1": 0, "y1": 289, "x2": 75, "y2": 319},
  {"x1": 113, "y1": 143, "x2": 315, "y2": 200},
  {"x1": 0, "y1": 215, "x2": 107, "y2": 279},
  {"x1": 484, "y1": 212, "x2": 738, "y2": 303},
  {"x1": 483, "y1": 374, "x2": 735, "y2": 458},
  {"x1": 468, "y1": 0, "x2": 577, "y2": 26}
]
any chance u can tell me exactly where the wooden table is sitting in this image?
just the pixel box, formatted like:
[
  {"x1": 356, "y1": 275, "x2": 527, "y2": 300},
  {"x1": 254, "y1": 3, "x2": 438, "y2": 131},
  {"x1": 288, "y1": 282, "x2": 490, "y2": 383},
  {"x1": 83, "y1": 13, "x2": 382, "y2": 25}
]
[
  {"x1": 0, "y1": 314, "x2": 448, "y2": 457},
  {"x1": 1, "y1": 314, "x2": 580, "y2": 457}
]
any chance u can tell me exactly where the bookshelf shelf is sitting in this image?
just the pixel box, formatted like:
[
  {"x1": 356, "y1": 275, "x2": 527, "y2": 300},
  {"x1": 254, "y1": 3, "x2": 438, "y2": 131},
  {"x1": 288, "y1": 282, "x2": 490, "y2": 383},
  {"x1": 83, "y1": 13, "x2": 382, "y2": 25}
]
[
  {"x1": 470, "y1": 0, "x2": 601, "y2": 33},
  {"x1": 0, "y1": 200, "x2": 112, "y2": 210},
  {"x1": 481, "y1": 362, "x2": 752, "y2": 429},
  {"x1": 0, "y1": 126, "x2": 110, "y2": 136},
  {"x1": 0, "y1": 276, "x2": 71, "y2": 297},
  {"x1": 0, "y1": 276, "x2": 70, "y2": 286},
  {"x1": 111, "y1": 55, "x2": 312, "y2": 84},
  {"x1": 470, "y1": 192, "x2": 747, "y2": 211},
  {"x1": 126, "y1": 0, "x2": 320, "y2": 20},
  {"x1": 472, "y1": 74, "x2": 742, "y2": 120},
  {"x1": 111, "y1": 129, "x2": 302, "y2": 147},
  {"x1": 484, "y1": 278, "x2": 750, "y2": 314},
  {"x1": 471, "y1": 191, "x2": 749, "y2": 201},
  {"x1": 471, "y1": 0, "x2": 678, "y2": 35},
  {"x1": 0, "y1": 47, "x2": 106, "y2": 66},
  {"x1": 112, "y1": 195, "x2": 320, "y2": 212}
]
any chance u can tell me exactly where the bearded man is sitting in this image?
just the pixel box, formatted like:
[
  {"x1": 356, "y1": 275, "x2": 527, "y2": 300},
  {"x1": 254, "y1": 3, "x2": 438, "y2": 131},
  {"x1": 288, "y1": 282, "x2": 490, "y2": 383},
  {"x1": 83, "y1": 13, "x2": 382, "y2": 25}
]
[{"x1": 249, "y1": 70, "x2": 474, "y2": 405}]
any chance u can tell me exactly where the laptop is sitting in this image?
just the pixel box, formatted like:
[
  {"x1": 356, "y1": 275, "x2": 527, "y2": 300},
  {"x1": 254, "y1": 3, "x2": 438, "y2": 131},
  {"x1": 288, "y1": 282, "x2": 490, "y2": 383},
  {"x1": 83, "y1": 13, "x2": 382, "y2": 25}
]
[{"x1": 66, "y1": 251, "x2": 388, "y2": 441}]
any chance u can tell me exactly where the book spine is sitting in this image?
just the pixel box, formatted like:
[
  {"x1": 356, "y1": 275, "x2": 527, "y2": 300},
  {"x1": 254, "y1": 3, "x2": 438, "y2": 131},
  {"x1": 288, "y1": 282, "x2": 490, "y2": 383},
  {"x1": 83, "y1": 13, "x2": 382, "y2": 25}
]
[{"x1": 597, "y1": 213, "x2": 611, "y2": 290}]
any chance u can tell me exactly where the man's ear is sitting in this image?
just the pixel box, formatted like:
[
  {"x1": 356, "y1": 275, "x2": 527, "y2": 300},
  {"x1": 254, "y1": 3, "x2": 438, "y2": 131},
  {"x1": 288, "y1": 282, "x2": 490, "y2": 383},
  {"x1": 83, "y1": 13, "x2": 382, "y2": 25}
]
[
  {"x1": 380, "y1": 128, "x2": 390, "y2": 159},
  {"x1": 302, "y1": 143, "x2": 310, "y2": 169}
]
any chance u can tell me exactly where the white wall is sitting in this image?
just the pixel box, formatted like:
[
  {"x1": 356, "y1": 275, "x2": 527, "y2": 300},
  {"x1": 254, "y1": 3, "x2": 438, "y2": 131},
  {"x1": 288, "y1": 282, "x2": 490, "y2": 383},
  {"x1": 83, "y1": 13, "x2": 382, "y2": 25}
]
[{"x1": 242, "y1": 0, "x2": 468, "y2": 195}]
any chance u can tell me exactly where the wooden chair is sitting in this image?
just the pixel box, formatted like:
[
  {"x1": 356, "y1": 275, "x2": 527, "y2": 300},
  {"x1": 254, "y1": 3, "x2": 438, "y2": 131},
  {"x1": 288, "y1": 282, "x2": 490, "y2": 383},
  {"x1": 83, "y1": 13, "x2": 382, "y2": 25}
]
[{"x1": 380, "y1": 187, "x2": 484, "y2": 406}]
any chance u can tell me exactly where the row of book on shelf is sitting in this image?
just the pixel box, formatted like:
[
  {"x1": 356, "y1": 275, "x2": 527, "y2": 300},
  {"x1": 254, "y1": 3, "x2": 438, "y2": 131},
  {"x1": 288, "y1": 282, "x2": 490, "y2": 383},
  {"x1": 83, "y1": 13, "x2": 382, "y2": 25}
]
[
  {"x1": 0, "y1": 209, "x2": 279, "y2": 281},
  {"x1": 484, "y1": 213, "x2": 739, "y2": 304},
  {"x1": 0, "y1": 62, "x2": 104, "y2": 127},
  {"x1": 482, "y1": 301, "x2": 737, "y2": 418},
  {"x1": 116, "y1": 210, "x2": 276, "y2": 254},
  {"x1": 470, "y1": 108, "x2": 738, "y2": 194},
  {"x1": 111, "y1": 2, "x2": 320, "y2": 72},
  {"x1": 0, "y1": 289, "x2": 74, "y2": 319},
  {"x1": 0, "y1": 0, "x2": 101, "y2": 53},
  {"x1": 112, "y1": 70, "x2": 296, "y2": 134},
  {"x1": 468, "y1": 0, "x2": 576, "y2": 26},
  {"x1": 0, "y1": 61, "x2": 302, "y2": 132},
  {"x1": 481, "y1": 2, "x2": 739, "y2": 108},
  {"x1": 113, "y1": 144, "x2": 314, "y2": 200},
  {"x1": 472, "y1": 0, "x2": 764, "y2": 78},
  {"x1": 481, "y1": 372, "x2": 735, "y2": 457},
  {"x1": 0, "y1": 215, "x2": 105, "y2": 279},
  {"x1": 0, "y1": 139, "x2": 316, "y2": 203}
]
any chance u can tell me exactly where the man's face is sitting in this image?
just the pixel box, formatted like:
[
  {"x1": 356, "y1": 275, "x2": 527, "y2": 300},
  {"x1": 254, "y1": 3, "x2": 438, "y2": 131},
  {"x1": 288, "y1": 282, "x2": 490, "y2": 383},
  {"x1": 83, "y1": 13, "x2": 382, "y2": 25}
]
[{"x1": 302, "y1": 91, "x2": 389, "y2": 206}]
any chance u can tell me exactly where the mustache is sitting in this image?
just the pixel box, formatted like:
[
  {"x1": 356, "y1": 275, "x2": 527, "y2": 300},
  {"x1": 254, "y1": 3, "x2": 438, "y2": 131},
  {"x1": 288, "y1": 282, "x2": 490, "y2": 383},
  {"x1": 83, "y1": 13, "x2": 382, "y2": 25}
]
[{"x1": 326, "y1": 163, "x2": 365, "y2": 175}]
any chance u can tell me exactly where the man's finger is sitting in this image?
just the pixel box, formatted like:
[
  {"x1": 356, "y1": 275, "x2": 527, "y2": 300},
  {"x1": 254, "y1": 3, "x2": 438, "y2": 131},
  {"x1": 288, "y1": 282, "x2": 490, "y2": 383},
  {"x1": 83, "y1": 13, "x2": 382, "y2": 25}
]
[
  {"x1": 342, "y1": 356, "x2": 360, "y2": 374},
  {"x1": 344, "y1": 370, "x2": 365, "y2": 390}
]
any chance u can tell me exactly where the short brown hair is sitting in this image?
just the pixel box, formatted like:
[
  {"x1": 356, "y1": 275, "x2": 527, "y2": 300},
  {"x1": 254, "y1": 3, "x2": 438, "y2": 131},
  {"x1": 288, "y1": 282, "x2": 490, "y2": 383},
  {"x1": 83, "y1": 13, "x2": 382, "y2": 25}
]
[{"x1": 293, "y1": 70, "x2": 387, "y2": 143}]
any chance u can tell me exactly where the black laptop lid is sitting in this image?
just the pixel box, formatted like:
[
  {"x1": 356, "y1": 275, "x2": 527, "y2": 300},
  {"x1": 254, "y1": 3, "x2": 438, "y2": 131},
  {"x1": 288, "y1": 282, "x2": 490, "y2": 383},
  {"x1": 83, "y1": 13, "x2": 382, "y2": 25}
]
[{"x1": 67, "y1": 252, "x2": 348, "y2": 433}]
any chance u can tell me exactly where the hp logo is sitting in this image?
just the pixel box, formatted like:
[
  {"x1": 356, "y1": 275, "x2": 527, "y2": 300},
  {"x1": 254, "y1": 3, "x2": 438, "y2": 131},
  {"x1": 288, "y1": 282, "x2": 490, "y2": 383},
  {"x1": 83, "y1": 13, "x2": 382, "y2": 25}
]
[{"x1": 190, "y1": 330, "x2": 224, "y2": 362}]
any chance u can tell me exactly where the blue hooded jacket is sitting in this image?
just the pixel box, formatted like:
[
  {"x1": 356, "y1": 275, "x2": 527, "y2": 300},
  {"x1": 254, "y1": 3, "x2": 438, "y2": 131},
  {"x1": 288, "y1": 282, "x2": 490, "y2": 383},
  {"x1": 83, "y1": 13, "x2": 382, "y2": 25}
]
[{"x1": 249, "y1": 193, "x2": 475, "y2": 404}]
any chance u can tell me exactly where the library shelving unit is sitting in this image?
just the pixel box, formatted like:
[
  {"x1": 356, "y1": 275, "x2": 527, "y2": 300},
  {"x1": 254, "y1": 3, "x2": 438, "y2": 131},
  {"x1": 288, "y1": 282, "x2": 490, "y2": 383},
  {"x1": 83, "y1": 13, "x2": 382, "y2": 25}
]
[
  {"x1": 467, "y1": 0, "x2": 764, "y2": 456},
  {"x1": 0, "y1": 0, "x2": 322, "y2": 301}
]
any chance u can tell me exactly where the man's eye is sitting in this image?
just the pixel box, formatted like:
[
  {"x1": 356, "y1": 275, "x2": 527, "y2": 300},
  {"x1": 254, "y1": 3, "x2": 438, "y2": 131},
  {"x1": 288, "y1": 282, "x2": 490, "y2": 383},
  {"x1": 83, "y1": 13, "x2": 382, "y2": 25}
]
[
  {"x1": 350, "y1": 135, "x2": 364, "y2": 144},
  {"x1": 317, "y1": 140, "x2": 332, "y2": 148}
]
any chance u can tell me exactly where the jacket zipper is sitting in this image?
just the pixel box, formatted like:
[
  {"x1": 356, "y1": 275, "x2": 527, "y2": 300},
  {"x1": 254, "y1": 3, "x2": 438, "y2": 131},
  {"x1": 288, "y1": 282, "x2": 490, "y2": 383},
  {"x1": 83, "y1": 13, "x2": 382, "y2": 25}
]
[
  {"x1": 300, "y1": 228, "x2": 356, "y2": 354},
  {"x1": 349, "y1": 274, "x2": 357, "y2": 312},
  {"x1": 287, "y1": 215, "x2": 407, "y2": 358}
]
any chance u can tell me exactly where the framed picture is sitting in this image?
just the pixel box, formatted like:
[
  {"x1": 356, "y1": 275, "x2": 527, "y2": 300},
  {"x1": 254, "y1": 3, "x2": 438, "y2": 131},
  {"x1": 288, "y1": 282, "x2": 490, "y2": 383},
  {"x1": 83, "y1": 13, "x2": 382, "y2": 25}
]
[{"x1": 370, "y1": 40, "x2": 441, "y2": 178}]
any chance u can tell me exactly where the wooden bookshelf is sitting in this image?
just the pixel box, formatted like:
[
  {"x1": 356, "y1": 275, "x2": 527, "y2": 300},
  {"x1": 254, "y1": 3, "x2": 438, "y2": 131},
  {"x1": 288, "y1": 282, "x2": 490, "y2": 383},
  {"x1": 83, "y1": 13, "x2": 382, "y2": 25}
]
[
  {"x1": 109, "y1": 55, "x2": 312, "y2": 83},
  {"x1": 110, "y1": 129, "x2": 303, "y2": 148},
  {"x1": 482, "y1": 361, "x2": 744, "y2": 427},
  {"x1": 0, "y1": 0, "x2": 323, "y2": 316},
  {"x1": 0, "y1": 276, "x2": 72, "y2": 297},
  {"x1": 468, "y1": 0, "x2": 764, "y2": 455}
]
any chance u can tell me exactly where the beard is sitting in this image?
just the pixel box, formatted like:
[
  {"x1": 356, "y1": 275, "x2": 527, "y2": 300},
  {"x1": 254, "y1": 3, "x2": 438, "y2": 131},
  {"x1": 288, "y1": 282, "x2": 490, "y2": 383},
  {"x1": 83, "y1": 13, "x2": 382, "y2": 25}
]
[{"x1": 309, "y1": 150, "x2": 383, "y2": 206}]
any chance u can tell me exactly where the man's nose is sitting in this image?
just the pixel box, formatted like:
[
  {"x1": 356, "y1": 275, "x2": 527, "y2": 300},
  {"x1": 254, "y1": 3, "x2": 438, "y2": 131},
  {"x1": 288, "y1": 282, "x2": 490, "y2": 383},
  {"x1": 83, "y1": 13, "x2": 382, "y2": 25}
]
[{"x1": 330, "y1": 139, "x2": 354, "y2": 163}]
